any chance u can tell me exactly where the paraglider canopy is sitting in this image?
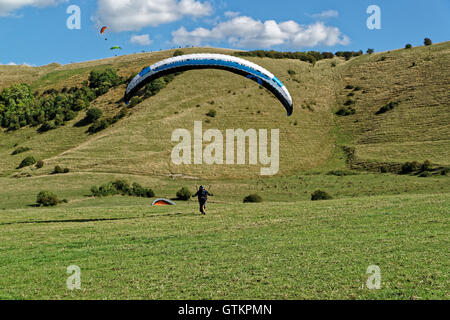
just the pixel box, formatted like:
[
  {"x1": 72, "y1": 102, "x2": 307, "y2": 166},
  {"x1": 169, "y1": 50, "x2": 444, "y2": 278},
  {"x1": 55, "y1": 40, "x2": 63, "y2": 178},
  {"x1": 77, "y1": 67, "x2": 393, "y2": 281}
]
[
  {"x1": 110, "y1": 46, "x2": 122, "y2": 50},
  {"x1": 124, "y1": 53, "x2": 293, "y2": 116},
  {"x1": 152, "y1": 198, "x2": 176, "y2": 206},
  {"x1": 100, "y1": 26, "x2": 108, "y2": 35}
]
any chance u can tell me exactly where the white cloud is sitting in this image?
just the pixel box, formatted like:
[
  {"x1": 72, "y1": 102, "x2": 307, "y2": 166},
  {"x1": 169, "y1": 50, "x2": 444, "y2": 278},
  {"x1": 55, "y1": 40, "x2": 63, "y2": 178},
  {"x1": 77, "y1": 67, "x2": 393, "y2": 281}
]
[
  {"x1": 130, "y1": 34, "x2": 152, "y2": 46},
  {"x1": 172, "y1": 15, "x2": 350, "y2": 49},
  {"x1": 95, "y1": 0, "x2": 213, "y2": 32},
  {"x1": 224, "y1": 11, "x2": 239, "y2": 18},
  {"x1": 311, "y1": 10, "x2": 339, "y2": 19},
  {"x1": 0, "y1": 61, "x2": 35, "y2": 67},
  {"x1": 0, "y1": 0, "x2": 67, "y2": 16}
]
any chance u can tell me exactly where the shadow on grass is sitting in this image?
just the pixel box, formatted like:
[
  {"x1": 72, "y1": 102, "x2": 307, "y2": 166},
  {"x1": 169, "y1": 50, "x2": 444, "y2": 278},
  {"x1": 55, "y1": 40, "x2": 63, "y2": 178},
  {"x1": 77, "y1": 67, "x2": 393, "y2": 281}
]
[
  {"x1": 0, "y1": 212, "x2": 196, "y2": 226},
  {"x1": 73, "y1": 117, "x2": 91, "y2": 127}
]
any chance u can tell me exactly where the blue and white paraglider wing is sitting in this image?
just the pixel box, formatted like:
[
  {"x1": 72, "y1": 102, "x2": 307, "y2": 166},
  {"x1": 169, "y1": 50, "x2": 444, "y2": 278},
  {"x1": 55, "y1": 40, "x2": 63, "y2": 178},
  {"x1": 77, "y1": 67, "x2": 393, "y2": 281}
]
[{"x1": 124, "y1": 54, "x2": 294, "y2": 116}]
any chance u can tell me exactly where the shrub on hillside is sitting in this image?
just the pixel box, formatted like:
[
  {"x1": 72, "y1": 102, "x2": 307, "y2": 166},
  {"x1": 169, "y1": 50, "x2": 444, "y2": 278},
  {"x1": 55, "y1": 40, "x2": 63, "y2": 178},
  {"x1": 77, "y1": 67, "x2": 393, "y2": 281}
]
[
  {"x1": 405, "y1": 44, "x2": 412, "y2": 49},
  {"x1": 144, "y1": 78, "x2": 166, "y2": 98},
  {"x1": 36, "y1": 191, "x2": 59, "y2": 207},
  {"x1": 112, "y1": 179, "x2": 133, "y2": 195},
  {"x1": 336, "y1": 106, "x2": 356, "y2": 116},
  {"x1": 128, "y1": 96, "x2": 142, "y2": 108},
  {"x1": 36, "y1": 160, "x2": 44, "y2": 169},
  {"x1": 176, "y1": 187, "x2": 192, "y2": 201},
  {"x1": 84, "y1": 107, "x2": 103, "y2": 123},
  {"x1": 206, "y1": 109, "x2": 217, "y2": 118},
  {"x1": 367, "y1": 48, "x2": 375, "y2": 54},
  {"x1": 421, "y1": 160, "x2": 432, "y2": 172},
  {"x1": 235, "y1": 50, "x2": 323, "y2": 64},
  {"x1": 132, "y1": 182, "x2": 155, "y2": 198},
  {"x1": 52, "y1": 166, "x2": 70, "y2": 174},
  {"x1": 39, "y1": 120, "x2": 57, "y2": 133},
  {"x1": 88, "y1": 119, "x2": 110, "y2": 134},
  {"x1": 344, "y1": 99, "x2": 355, "y2": 106},
  {"x1": 90, "y1": 180, "x2": 155, "y2": 198},
  {"x1": 288, "y1": 69, "x2": 296, "y2": 76},
  {"x1": 53, "y1": 166, "x2": 63, "y2": 174},
  {"x1": 401, "y1": 161, "x2": 421, "y2": 174},
  {"x1": 111, "y1": 109, "x2": 128, "y2": 123},
  {"x1": 311, "y1": 190, "x2": 332, "y2": 201},
  {"x1": 173, "y1": 50, "x2": 184, "y2": 57},
  {"x1": 18, "y1": 155, "x2": 36, "y2": 168},
  {"x1": 243, "y1": 194, "x2": 263, "y2": 203},
  {"x1": 88, "y1": 67, "x2": 123, "y2": 93},
  {"x1": 91, "y1": 183, "x2": 117, "y2": 197},
  {"x1": 424, "y1": 38, "x2": 432, "y2": 46},
  {"x1": 11, "y1": 147, "x2": 31, "y2": 155},
  {"x1": 336, "y1": 51, "x2": 363, "y2": 60},
  {"x1": 376, "y1": 101, "x2": 399, "y2": 115}
]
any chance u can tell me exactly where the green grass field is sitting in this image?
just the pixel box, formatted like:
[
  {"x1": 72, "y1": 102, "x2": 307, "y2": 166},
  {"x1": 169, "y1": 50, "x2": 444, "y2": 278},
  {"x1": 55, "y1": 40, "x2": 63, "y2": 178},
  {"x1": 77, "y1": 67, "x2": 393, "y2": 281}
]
[
  {"x1": 0, "y1": 193, "x2": 448, "y2": 299},
  {"x1": 0, "y1": 43, "x2": 448, "y2": 300}
]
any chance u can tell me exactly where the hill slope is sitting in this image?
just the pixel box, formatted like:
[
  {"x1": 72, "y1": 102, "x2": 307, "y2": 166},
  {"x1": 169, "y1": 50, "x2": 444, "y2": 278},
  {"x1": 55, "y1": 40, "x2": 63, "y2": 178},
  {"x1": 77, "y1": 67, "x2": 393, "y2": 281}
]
[{"x1": 0, "y1": 43, "x2": 449, "y2": 181}]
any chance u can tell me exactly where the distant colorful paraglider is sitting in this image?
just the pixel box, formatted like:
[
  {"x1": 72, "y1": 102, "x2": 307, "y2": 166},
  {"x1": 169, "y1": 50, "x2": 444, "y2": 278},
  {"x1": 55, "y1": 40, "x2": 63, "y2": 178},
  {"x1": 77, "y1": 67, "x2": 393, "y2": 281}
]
[
  {"x1": 110, "y1": 46, "x2": 122, "y2": 50},
  {"x1": 99, "y1": 26, "x2": 109, "y2": 40}
]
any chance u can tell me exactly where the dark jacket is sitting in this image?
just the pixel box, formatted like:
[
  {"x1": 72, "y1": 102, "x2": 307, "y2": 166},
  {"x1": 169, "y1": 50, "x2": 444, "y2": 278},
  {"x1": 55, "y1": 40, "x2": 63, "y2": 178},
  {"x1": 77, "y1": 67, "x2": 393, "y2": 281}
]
[{"x1": 193, "y1": 189, "x2": 212, "y2": 202}]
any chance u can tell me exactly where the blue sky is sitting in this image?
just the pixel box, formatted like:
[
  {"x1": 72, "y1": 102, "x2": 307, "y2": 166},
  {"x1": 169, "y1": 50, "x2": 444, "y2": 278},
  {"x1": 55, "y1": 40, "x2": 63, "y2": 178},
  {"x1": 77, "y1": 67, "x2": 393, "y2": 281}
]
[{"x1": 0, "y1": 0, "x2": 448, "y2": 66}]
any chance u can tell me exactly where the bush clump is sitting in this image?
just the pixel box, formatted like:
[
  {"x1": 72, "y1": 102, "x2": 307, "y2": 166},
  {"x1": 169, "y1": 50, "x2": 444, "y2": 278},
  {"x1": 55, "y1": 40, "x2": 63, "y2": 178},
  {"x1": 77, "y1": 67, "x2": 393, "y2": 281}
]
[
  {"x1": 376, "y1": 101, "x2": 399, "y2": 115},
  {"x1": 84, "y1": 107, "x2": 103, "y2": 124},
  {"x1": 36, "y1": 160, "x2": 44, "y2": 169},
  {"x1": 52, "y1": 166, "x2": 70, "y2": 174},
  {"x1": 243, "y1": 194, "x2": 263, "y2": 203},
  {"x1": 132, "y1": 182, "x2": 155, "y2": 198},
  {"x1": 344, "y1": 99, "x2": 355, "y2": 106},
  {"x1": 12, "y1": 146, "x2": 31, "y2": 155},
  {"x1": 311, "y1": 190, "x2": 333, "y2": 201},
  {"x1": 128, "y1": 96, "x2": 142, "y2": 108},
  {"x1": 424, "y1": 38, "x2": 432, "y2": 46},
  {"x1": 235, "y1": 50, "x2": 337, "y2": 64},
  {"x1": 18, "y1": 155, "x2": 36, "y2": 168},
  {"x1": 36, "y1": 191, "x2": 59, "y2": 207},
  {"x1": 206, "y1": 109, "x2": 217, "y2": 118},
  {"x1": 88, "y1": 119, "x2": 110, "y2": 134},
  {"x1": 401, "y1": 161, "x2": 421, "y2": 174},
  {"x1": 88, "y1": 67, "x2": 123, "y2": 95},
  {"x1": 405, "y1": 44, "x2": 412, "y2": 49},
  {"x1": 173, "y1": 50, "x2": 184, "y2": 57},
  {"x1": 90, "y1": 179, "x2": 155, "y2": 198},
  {"x1": 421, "y1": 160, "x2": 432, "y2": 172},
  {"x1": 176, "y1": 187, "x2": 192, "y2": 200},
  {"x1": 336, "y1": 106, "x2": 356, "y2": 116}
]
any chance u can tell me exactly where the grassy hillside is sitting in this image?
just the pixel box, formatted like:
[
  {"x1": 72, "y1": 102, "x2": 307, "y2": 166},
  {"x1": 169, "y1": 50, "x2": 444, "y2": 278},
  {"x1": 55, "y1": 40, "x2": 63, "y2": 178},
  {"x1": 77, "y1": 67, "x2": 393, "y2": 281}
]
[
  {"x1": 1, "y1": 47, "x2": 339, "y2": 179},
  {"x1": 1, "y1": 44, "x2": 448, "y2": 181},
  {"x1": 334, "y1": 42, "x2": 450, "y2": 166}
]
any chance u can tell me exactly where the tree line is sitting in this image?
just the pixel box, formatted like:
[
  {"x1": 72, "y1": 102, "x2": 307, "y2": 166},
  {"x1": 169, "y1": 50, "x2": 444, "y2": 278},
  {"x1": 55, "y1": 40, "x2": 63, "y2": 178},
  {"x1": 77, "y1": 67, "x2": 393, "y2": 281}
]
[{"x1": 0, "y1": 67, "x2": 125, "y2": 132}]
